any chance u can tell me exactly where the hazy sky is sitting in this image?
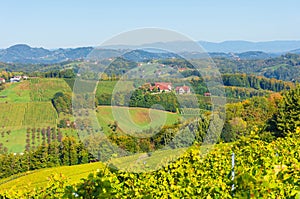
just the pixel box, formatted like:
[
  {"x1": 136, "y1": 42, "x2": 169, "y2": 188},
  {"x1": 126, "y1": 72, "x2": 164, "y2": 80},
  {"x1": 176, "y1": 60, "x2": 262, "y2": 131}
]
[{"x1": 1, "y1": 0, "x2": 300, "y2": 48}]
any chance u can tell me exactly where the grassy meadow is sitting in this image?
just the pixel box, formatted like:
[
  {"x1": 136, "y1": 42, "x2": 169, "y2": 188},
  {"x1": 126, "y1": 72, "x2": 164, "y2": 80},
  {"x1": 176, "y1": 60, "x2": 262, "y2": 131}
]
[
  {"x1": 96, "y1": 106, "x2": 181, "y2": 133},
  {"x1": 0, "y1": 82, "x2": 31, "y2": 103},
  {"x1": 96, "y1": 80, "x2": 135, "y2": 95}
]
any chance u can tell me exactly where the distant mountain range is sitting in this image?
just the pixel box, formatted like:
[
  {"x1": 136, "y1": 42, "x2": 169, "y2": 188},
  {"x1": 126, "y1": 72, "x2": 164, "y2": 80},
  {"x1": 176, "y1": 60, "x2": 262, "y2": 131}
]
[
  {"x1": 198, "y1": 40, "x2": 300, "y2": 53},
  {"x1": 103, "y1": 40, "x2": 300, "y2": 53},
  {"x1": 1, "y1": 40, "x2": 300, "y2": 64},
  {"x1": 0, "y1": 44, "x2": 93, "y2": 64}
]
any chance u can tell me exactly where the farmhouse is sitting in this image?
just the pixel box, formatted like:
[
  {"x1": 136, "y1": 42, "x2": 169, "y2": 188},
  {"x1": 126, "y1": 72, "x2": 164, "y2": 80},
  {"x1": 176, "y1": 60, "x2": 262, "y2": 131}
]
[
  {"x1": 10, "y1": 76, "x2": 21, "y2": 83},
  {"x1": 150, "y1": 82, "x2": 172, "y2": 92},
  {"x1": 178, "y1": 68, "x2": 188, "y2": 72},
  {"x1": 204, "y1": 92, "x2": 211, "y2": 97},
  {"x1": 176, "y1": 86, "x2": 191, "y2": 94},
  {"x1": 0, "y1": 78, "x2": 5, "y2": 83}
]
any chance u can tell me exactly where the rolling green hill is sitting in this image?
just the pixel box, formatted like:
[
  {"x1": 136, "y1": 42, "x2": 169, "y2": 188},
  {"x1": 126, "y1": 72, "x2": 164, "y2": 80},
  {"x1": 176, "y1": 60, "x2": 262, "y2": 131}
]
[
  {"x1": 96, "y1": 80, "x2": 135, "y2": 96},
  {"x1": 0, "y1": 78, "x2": 71, "y2": 152},
  {"x1": 96, "y1": 106, "x2": 181, "y2": 134},
  {"x1": 29, "y1": 78, "x2": 71, "y2": 101},
  {"x1": 0, "y1": 162, "x2": 106, "y2": 191},
  {"x1": 0, "y1": 78, "x2": 182, "y2": 153}
]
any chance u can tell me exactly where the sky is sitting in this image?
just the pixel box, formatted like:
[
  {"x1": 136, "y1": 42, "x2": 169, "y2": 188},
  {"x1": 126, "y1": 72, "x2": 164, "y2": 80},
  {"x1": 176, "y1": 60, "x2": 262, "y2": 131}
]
[{"x1": 0, "y1": 0, "x2": 300, "y2": 48}]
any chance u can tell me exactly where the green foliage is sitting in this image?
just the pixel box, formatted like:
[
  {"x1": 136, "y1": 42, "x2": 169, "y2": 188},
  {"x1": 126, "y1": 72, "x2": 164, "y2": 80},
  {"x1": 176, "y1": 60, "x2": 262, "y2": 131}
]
[
  {"x1": 270, "y1": 84, "x2": 300, "y2": 137},
  {"x1": 213, "y1": 53, "x2": 300, "y2": 82},
  {"x1": 0, "y1": 136, "x2": 90, "y2": 180},
  {"x1": 222, "y1": 73, "x2": 292, "y2": 92},
  {"x1": 64, "y1": 171, "x2": 116, "y2": 199},
  {"x1": 1, "y1": 132, "x2": 300, "y2": 198},
  {"x1": 71, "y1": 132, "x2": 300, "y2": 198},
  {"x1": 43, "y1": 69, "x2": 76, "y2": 78},
  {"x1": 221, "y1": 96, "x2": 278, "y2": 142},
  {"x1": 129, "y1": 88, "x2": 179, "y2": 112},
  {"x1": 52, "y1": 92, "x2": 72, "y2": 114},
  {"x1": 103, "y1": 57, "x2": 138, "y2": 76}
]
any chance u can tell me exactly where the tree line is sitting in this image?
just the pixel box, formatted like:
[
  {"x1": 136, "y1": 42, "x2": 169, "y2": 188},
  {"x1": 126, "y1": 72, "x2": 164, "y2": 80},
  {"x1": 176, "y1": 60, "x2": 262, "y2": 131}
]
[{"x1": 0, "y1": 135, "x2": 91, "y2": 179}]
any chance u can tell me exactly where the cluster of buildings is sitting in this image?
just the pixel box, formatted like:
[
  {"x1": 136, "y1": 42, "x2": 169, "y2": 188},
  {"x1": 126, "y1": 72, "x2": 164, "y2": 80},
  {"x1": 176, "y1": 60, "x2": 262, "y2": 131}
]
[
  {"x1": 148, "y1": 82, "x2": 191, "y2": 94},
  {"x1": 0, "y1": 75, "x2": 29, "y2": 84},
  {"x1": 10, "y1": 75, "x2": 29, "y2": 83},
  {"x1": 146, "y1": 82, "x2": 211, "y2": 96}
]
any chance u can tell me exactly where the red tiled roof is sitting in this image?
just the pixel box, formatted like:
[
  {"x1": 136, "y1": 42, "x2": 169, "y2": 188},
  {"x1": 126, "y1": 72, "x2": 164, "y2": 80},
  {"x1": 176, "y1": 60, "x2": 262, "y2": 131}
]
[
  {"x1": 176, "y1": 86, "x2": 190, "y2": 91},
  {"x1": 150, "y1": 82, "x2": 172, "y2": 91}
]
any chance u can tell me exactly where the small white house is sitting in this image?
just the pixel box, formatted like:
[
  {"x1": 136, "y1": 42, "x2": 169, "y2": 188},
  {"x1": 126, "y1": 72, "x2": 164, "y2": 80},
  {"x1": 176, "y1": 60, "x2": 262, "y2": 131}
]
[
  {"x1": 176, "y1": 86, "x2": 191, "y2": 94},
  {"x1": 10, "y1": 76, "x2": 21, "y2": 83}
]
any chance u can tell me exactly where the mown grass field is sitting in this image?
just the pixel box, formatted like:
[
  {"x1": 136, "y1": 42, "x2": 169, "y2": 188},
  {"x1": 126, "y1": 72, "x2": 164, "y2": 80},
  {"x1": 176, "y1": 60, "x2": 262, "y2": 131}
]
[
  {"x1": 0, "y1": 129, "x2": 27, "y2": 152},
  {"x1": 96, "y1": 106, "x2": 181, "y2": 133},
  {"x1": 0, "y1": 82, "x2": 31, "y2": 102},
  {"x1": 96, "y1": 80, "x2": 135, "y2": 95}
]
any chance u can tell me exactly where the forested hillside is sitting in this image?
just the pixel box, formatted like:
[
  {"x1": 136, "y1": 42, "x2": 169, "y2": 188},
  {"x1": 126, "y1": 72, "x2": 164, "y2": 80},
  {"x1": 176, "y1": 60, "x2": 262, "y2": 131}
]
[{"x1": 1, "y1": 48, "x2": 300, "y2": 82}]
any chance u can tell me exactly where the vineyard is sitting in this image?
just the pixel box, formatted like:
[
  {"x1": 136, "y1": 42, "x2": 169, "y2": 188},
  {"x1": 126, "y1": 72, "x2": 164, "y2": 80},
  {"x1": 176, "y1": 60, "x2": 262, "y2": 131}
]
[
  {"x1": 180, "y1": 108, "x2": 208, "y2": 116},
  {"x1": 30, "y1": 78, "x2": 71, "y2": 101},
  {"x1": 0, "y1": 102, "x2": 57, "y2": 128},
  {"x1": 0, "y1": 131, "x2": 300, "y2": 198},
  {"x1": 0, "y1": 102, "x2": 58, "y2": 152}
]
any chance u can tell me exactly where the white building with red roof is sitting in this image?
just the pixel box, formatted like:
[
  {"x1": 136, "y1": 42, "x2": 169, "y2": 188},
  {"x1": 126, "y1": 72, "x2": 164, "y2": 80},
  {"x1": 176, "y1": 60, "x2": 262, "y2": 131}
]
[
  {"x1": 150, "y1": 82, "x2": 172, "y2": 92},
  {"x1": 176, "y1": 86, "x2": 191, "y2": 94}
]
